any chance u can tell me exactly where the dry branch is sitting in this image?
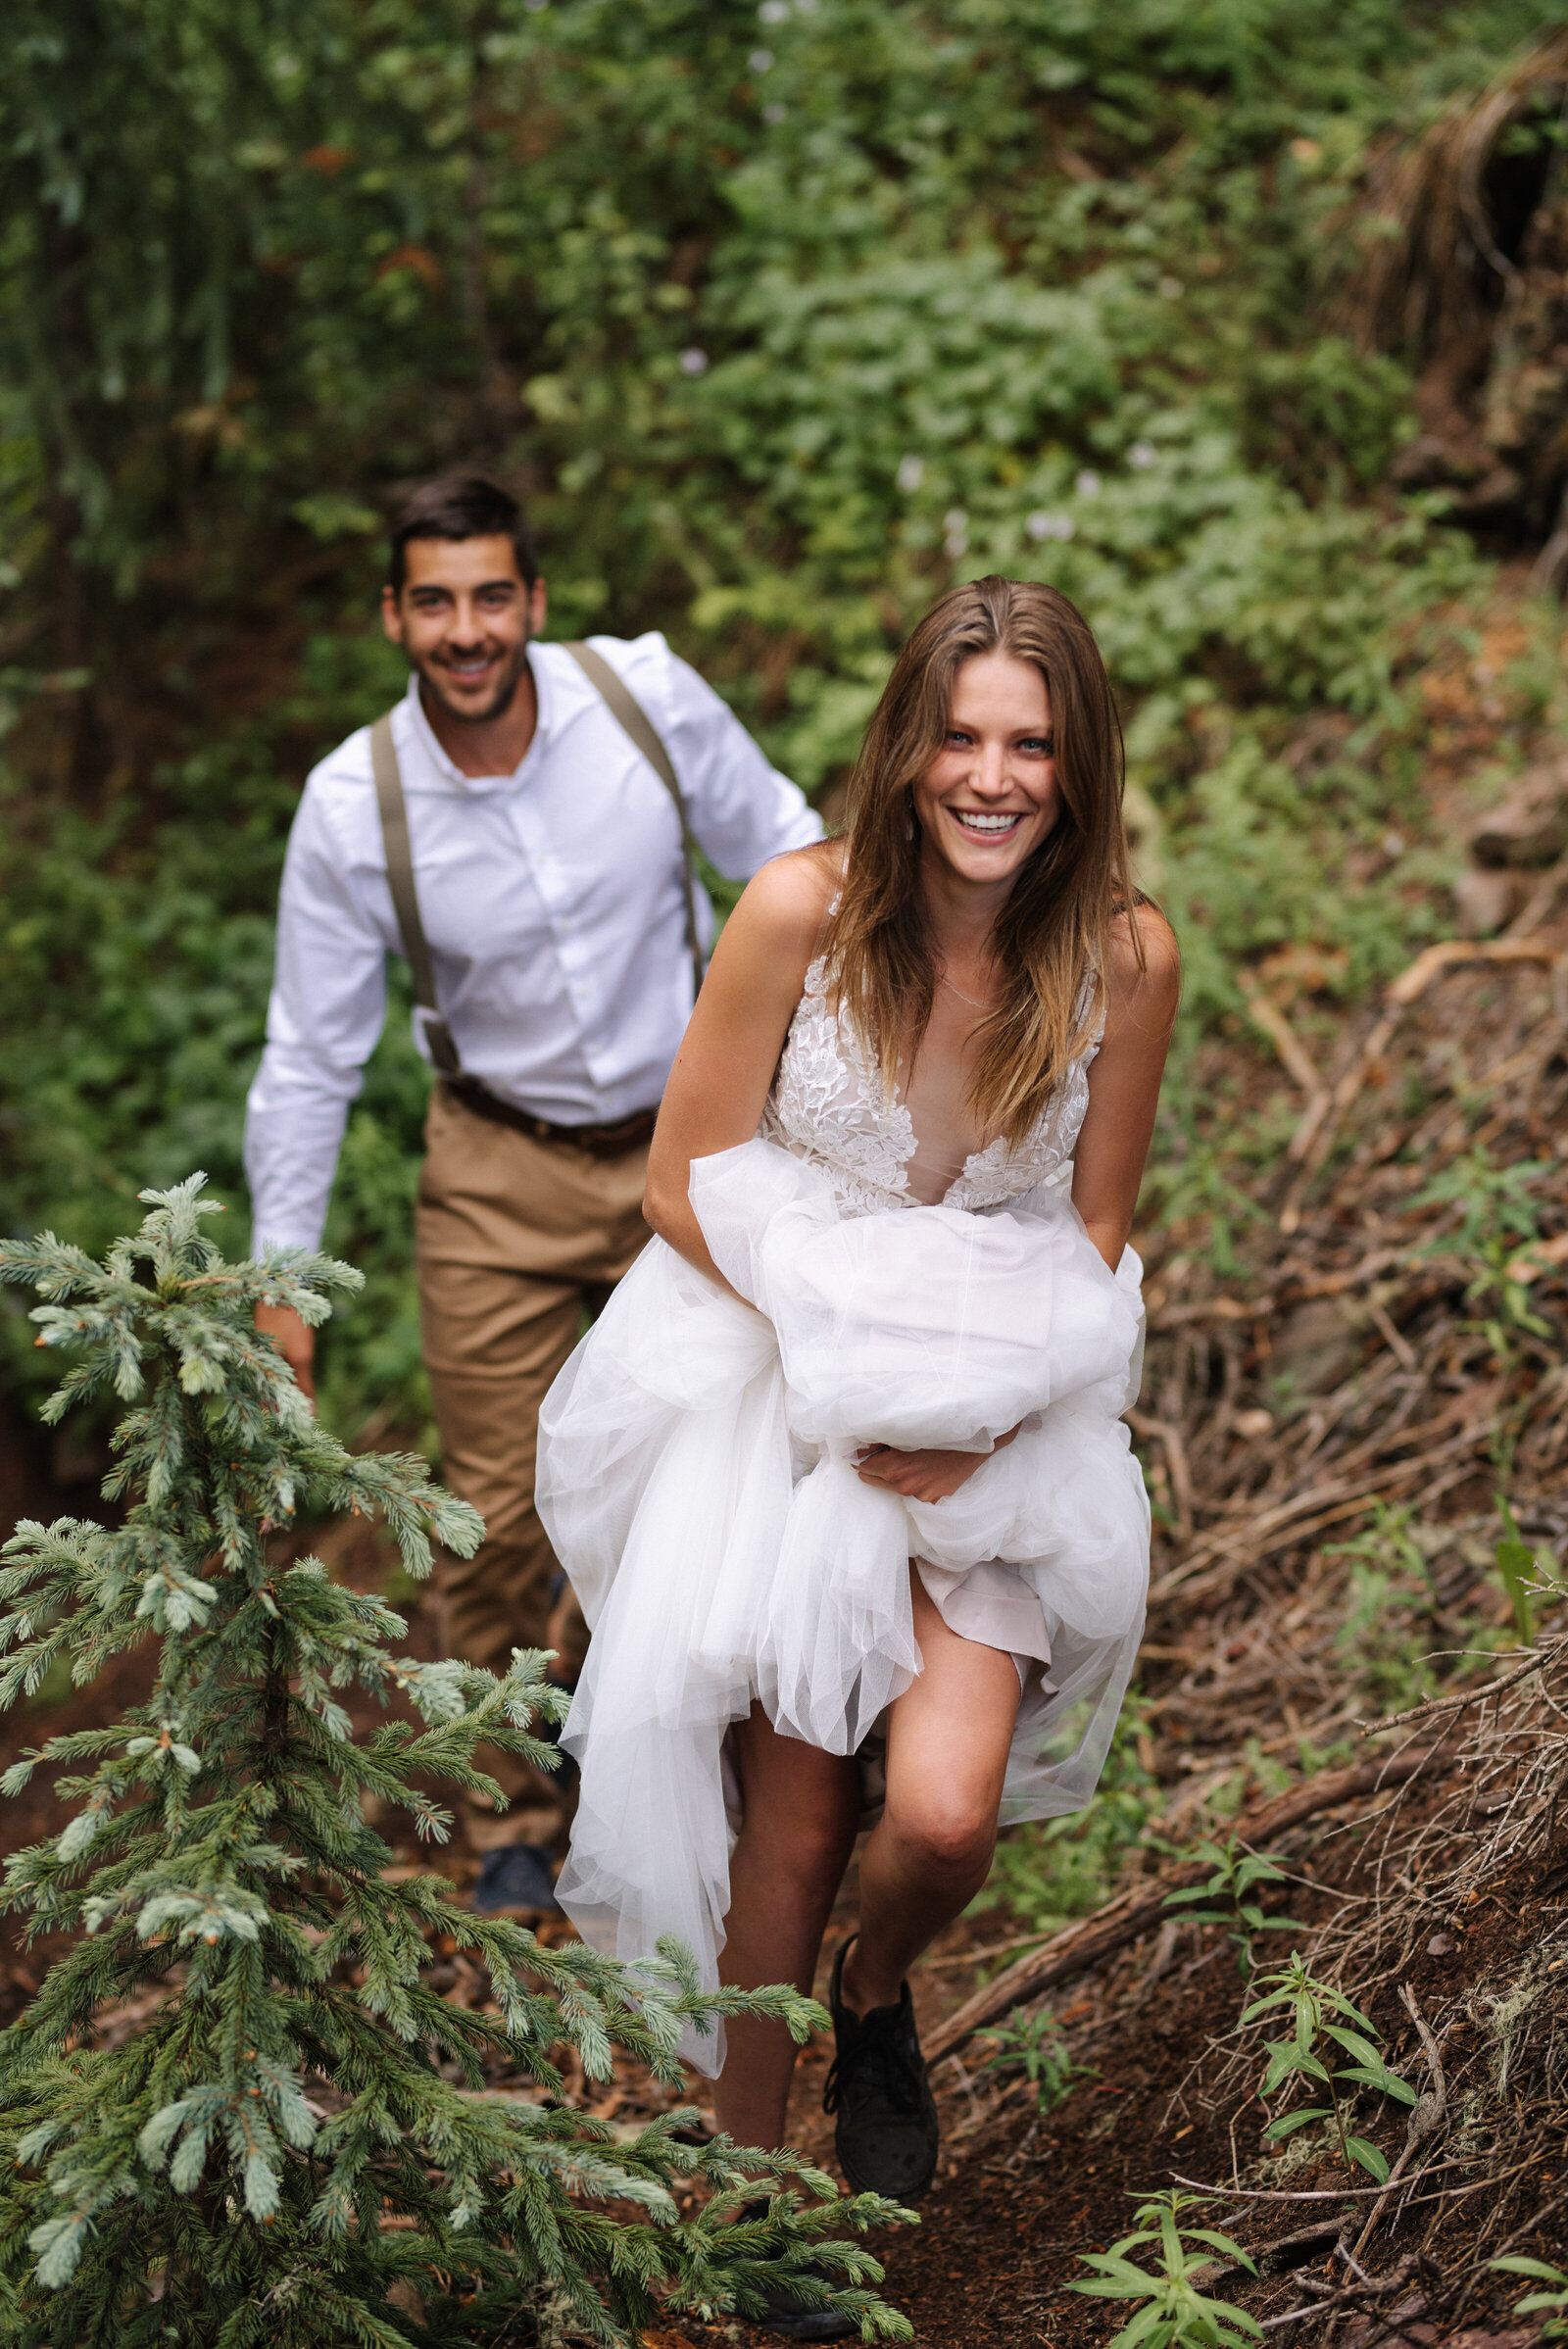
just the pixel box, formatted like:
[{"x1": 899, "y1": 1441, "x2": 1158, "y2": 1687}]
[
  {"x1": 1239, "y1": 973, "x2": 1326, "y2": 1099},
  {"x1": 1149, "y1": 1421, "x2": 1500, "y2": 1603},
  {"x1": 1358, "y1": 1636, "x2": 1566, "y2": 1737},
  {"x1": 1349, "y1": 1984, "x2": 1448, "y2": 2261},
  {"x1": 1278, "y1": 937, "x2": 1564, "y2": 1232}
]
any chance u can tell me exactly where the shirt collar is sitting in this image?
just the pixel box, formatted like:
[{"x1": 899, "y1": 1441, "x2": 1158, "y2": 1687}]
[{"x1": 401, "y1": 644, "x2": 552, "y2": 792}]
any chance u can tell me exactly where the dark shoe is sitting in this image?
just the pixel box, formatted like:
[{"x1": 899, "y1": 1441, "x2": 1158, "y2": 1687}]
[
  {"x1": 738, "y1": 2202, "x2": 857, "y2": 2341},
  {"x1": 756, "y1": 2290, "x2": 857, "y2": 2341},
  {"x1": 472, "y1": 1840, "x2": 562, "y2": 1915},
  {"x1": 823, "y1": 1937, "x2": 939, "y2": 2203}
]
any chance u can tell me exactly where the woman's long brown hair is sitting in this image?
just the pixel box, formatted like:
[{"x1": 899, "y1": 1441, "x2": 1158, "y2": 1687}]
[{"x1": 826, "y1": 575, "x2": 1136, "y2": 1150}]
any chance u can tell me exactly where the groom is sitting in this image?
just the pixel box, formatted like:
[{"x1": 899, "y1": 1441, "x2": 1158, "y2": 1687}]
[{"x1": 245, "y1": 475, "x2": 819, "y2": 1911}]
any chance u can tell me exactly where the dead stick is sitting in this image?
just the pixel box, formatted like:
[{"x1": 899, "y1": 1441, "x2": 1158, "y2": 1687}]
[
  {"x1": 1150, "y1": 1437, "x2": 1493, "y2": 1601},
  {"x1": 1168, "y1": 2166, "x2": 1461, "y2": 2204},
  {"x1": 1126, "y1": 1410, "x2": 1195, "y2": 1535},
  {"x1": 1350, "y1": 1984, "x2": 1446, "y2": 2261},
  {"x1": 1278, "y1": 937, "x2": 1561, "y2": 1233},
  {"x1": 925, "y1": 1751, "x2": 1434, "y2": 2064},
  {"x1": 1358, "y1": 1637, "x2": 1565, "y2": 1736},
  {"x1": 1239, "y1": 974, "x2": 1326, "y2": 1099}
]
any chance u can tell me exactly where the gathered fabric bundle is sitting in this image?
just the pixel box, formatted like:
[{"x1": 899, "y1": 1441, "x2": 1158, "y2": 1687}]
[{"x1": 536, "y1": 1135, "x2": 1149, "y2": 2057}]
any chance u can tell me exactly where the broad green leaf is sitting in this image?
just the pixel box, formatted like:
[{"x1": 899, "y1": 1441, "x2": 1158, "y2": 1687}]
[
  {"x1": 1345, "y1": 2137, "x2": 1391, "y2": 2182},
  {"x1": 1492, "y1": 2259, "x2": 1568, "y2": 2284},
  {"x1": 1265, "y1": 2107, "x2": 1330, "y2": 2140}
]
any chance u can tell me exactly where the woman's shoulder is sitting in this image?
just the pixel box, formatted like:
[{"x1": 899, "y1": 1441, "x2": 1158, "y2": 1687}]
[
  {"x1": 699, "y1": 839, "x2": 844, "y2": 1026},
  {"x1": 728, "y1": 837, "x2": 845, "y2": 957},
  {"x1": 1104, "y1": 900, "x2": 1180, "y2": 1022}
]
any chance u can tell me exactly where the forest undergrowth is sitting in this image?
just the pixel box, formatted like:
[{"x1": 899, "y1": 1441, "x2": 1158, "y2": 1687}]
[
  {"x1": 6, "y1": 3, "x2": 1568, "y2": 2343},
  {"x1": 7, "y1": 795, "x2": 1567, "y2": 2344}
]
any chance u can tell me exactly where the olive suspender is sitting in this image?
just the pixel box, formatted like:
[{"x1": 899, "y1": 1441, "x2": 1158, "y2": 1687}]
[{"x1": 368, "y1": 642, "x2": 706, "y2": 1082}]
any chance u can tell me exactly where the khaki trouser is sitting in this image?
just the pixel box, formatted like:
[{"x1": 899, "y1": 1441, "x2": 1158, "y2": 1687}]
[{"x1": 416, "y1": 1083, "x2": 651, "y2": 1852}]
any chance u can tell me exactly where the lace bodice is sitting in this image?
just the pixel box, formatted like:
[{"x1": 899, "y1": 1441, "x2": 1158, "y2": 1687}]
[{"x1": 760, "y1": 952, "x2": 1101, "y2": 1217}]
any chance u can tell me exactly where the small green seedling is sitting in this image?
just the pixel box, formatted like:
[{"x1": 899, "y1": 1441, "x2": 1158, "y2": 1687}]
[
  {"x1": 1244, "y1": 1953, "x2": 1415, "y2": 2182},
  {"x1": 974, "y1": 2003, "x2": 1097, "y2": 2115},
  {"x1": 1161, "y1": 1835, "x2": 1303, "y2": 1978},
  {"x1": 1411, "y1": 1147, "x2": 1551, "y2": 1346},
  {"x1": 1491, "y1": 2255, "x2": 1568, "y2": 2337},
  {"x1": 1070, "y1": 2189, "x2": 1260, "y2": 2348},
  {"x1": 1493, "y1": 1494, "x2": 1562, "y2": 1645},
  {"x1": 1325, "y1": 1498, "x2": 1431, "y2": 1587}
]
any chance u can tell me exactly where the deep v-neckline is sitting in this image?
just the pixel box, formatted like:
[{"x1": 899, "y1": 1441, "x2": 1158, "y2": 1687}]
[{"x1": 760, "y1": 951, "x2": 1102, "y2": 1217}]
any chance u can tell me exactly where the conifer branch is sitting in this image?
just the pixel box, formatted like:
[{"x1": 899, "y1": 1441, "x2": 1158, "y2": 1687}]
[{"x1": 0, "y1": 1177, "x2": 911, "y2": 2343}]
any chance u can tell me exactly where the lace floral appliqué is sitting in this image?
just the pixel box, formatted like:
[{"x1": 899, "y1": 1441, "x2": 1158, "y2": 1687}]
[{"x1": 760, "y1": 953, "x2": 1100, "y2": 1217}]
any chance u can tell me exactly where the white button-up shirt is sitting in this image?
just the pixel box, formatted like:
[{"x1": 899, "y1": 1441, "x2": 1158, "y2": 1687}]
[{"x1": 245, "y1": 634, "x2": 820, "y2": 1251}]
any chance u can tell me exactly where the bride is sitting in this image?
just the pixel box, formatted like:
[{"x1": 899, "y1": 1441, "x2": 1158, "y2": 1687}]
[{"x1": 537, "y1": 576, "x2": 1177, "y2": 2265}]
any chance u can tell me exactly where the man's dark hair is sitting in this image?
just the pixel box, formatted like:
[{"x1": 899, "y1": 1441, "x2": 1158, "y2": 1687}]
[{"x1": 388, "y1": 475, "x2": 538, "y2": 593}]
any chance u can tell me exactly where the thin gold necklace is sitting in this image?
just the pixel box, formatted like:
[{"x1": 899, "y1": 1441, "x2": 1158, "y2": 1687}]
[{"x1": 939, "y1": 969, "x2": 992, "y2": 1010}]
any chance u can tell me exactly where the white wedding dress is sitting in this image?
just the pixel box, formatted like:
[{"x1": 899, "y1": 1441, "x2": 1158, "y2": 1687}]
[{"x1": 535, "y1": 953, "x2": 1149, "y2": 2059}]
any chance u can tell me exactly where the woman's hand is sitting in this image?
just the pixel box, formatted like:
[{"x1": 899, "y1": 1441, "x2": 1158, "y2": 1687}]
[{"x1": 856, "y1": 1422, "x2": 1022, "y2": 1504}]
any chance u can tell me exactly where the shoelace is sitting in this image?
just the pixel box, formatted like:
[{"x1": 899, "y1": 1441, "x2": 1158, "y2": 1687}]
[{"x1": 822, "y1": 2006, "x2": 926, "y2": 2118}]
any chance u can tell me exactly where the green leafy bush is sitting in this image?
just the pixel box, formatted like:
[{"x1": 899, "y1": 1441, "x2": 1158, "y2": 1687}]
[
  {"x1": 1160, "y1": 1836, "x2": 1302, "y2": 1979},
  {"x1": 1492, "y1": 2254, "x2": 1568, "y2": 2337},
  {"x1": 974, "y1": 2004, "x2": 1097, "y2": 2115}
]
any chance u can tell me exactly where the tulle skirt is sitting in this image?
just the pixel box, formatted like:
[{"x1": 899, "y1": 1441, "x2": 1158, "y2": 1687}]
[{"x1": 535, "y1": 1138, "x2": 1149, "y2": 2063}]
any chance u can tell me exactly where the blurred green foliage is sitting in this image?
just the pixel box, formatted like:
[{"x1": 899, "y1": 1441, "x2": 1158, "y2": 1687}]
[
  {"x1": 979, "y1": 1696, "x2": 1162, "y2": 1935},
  {"x1": 0, "y1": 0, "x2": 1549, "y2": 1448}
]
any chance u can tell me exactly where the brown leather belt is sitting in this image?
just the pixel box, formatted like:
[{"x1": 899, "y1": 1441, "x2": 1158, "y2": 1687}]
[{"x1": 441, "y1": 1079, "x2": 657, "y2": 1158}]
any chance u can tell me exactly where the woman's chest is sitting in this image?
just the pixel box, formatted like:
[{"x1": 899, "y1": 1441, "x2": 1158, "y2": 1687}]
[{"x1": 762, "y1": 967, "x2": 1090, "y2": 1214}]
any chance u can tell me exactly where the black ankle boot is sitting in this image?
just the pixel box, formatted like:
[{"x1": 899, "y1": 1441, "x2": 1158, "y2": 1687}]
[
  {"x1": 822, "y1": 1937, "x2": 939, "y2": 2203},
  {"x1": 734, "y1": 2200, "x2": 856, "y2": 2340}
]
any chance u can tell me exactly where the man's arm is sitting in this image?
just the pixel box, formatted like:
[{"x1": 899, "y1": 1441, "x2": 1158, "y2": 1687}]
[
  {"x1": 603, "y1": 633, "x2": 821, "y2": 879},
  {"x1": 245, "y1": 768, "x2": 393, "y2": 1400}
]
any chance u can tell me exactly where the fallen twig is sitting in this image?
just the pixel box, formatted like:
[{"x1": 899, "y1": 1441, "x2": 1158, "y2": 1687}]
[
  {"x1": 1278, "y1": 937, "x2": 1565, "y2": 1231},
  {"x1": 1358, "y1": 1637, "x2": 1565, "y2": 1737},
  {"x1": 1150, "y1": 1429, "x2": 1496, "y2": 1602},
  {"x1": 1349, "y1": 1984, "x2": 1447, "y2": 2260},
  {"x1": 1169, "y1": 2165, "x2": 1462, "y2": 2203},
  {"x1": 1240, "y1": 973, "x2": 1327, "y2": 1100}
]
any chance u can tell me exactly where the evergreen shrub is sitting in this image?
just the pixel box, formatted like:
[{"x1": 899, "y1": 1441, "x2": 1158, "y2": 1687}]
[{"x1": 0, "y1": 1178, "x2": 908, "y2": 2347}]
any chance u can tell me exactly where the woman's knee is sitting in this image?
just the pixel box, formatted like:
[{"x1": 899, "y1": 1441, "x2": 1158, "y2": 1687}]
[{"x1": 885, "y1": 1790, "x2": 997, "y2": 1885}]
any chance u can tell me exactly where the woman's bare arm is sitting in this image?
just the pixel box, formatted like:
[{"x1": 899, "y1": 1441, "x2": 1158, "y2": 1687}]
[
  {"x1": 644, "y1": 845, "x2": 840, "y2": 1289},
  {"x1": 1071, "y1": 904, "x2": 1181, "y2": 1269}
]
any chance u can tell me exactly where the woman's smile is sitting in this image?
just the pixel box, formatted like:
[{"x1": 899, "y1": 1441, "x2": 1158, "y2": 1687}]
[{"x1": 947, "y1": 806, "x2": 1028, "y2": 839}]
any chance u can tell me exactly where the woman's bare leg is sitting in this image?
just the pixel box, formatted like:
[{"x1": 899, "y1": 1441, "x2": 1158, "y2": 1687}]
[
  {"x1": 842, "y1": 1573, "x2": 1021, "y2": 2015},
  {"x1": 713, "y1": 1703, "x2": 860, "y2": 2148}
]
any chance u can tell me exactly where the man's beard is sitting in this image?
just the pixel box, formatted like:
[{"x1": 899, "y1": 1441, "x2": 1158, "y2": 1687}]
[{"x1": 418, "y1": 640, "x2": 530, "y2": 724}]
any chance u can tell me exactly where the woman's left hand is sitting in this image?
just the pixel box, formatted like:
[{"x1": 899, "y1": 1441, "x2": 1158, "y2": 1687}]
[{"x1": 856, "y1": 1424, "x2": 1020, "y2": 1504}]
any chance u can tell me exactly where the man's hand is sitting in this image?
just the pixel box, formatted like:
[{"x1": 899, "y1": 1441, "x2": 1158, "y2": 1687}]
[{"x1": 255, "y1": 1303, "x2": 317, "y2": 1406}]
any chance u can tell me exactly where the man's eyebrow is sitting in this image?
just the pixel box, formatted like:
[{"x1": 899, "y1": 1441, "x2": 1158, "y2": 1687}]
[{"x1": 408, "y1": 575, "x2": 521, "y2": 595}]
